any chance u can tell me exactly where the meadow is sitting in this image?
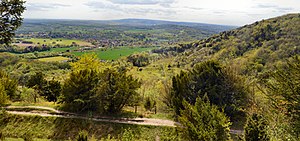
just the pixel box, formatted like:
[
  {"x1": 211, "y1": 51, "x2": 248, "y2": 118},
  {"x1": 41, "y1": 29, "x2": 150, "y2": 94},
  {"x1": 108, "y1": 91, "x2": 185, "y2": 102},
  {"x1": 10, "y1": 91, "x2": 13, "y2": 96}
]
[
  {"x1": 72, "y1": 46, "x2": 158, "y2": 60},
  {"x1": 38, "y1": 57, "x2": 71, "y2": 62},
  {"x1": 19, "y1": 38, "x2": 92, "y2": 46}
]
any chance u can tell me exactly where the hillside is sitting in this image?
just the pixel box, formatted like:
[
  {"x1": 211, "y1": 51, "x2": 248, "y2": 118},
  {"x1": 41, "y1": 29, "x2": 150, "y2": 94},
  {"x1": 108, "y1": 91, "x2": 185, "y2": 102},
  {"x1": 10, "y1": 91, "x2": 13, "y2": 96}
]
[{"x1": 154, "y1": 13, "x2": 300, "y2": 76}]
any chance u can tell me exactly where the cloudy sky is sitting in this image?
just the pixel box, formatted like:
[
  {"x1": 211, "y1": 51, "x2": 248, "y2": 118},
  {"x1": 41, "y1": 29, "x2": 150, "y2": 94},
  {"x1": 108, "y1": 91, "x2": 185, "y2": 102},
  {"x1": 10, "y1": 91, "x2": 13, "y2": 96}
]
[{"x1": 24, "y1": 0, "x2": 300, "y2": 26}]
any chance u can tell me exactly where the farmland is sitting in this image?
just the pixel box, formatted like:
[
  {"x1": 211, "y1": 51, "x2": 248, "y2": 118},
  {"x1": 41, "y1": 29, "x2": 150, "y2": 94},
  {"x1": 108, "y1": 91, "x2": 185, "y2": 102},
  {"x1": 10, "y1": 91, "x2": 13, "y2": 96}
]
[
  {"x1": 72, "y1": 46, "x2": 158, "y2": 60},
  {"x1": 38, "y1": 56, "x2": 70, "y2": 62},
  {"x1": 15, "y1": 38, "x2": 92, "y2": 47}
]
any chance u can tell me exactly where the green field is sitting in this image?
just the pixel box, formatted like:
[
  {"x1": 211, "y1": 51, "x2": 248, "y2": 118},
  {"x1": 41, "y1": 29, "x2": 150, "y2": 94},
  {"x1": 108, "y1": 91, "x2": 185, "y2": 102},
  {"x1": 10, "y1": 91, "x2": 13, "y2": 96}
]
[
  {"x1": 45, "y1": 46, "x2": 80, "y2": 53},
  {"x1": 22, "y1": 38, "x2": 92, "y2": 46},
  {"x1": 72, "y1": 46, "x2": 158, "y2": 60},
  {"x1": 38, "y1": 56, "x2": 70, "y2": 62}
]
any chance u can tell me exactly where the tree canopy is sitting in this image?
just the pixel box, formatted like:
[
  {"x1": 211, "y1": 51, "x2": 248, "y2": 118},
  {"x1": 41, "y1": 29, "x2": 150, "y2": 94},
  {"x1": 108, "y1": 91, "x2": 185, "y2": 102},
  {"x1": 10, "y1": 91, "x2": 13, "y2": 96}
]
[
  {"x1": 171, "y1": 60, "x2": 250, "y2": 119},
  {"x1": 179, "y1": 96, "x2": 231, "y2": 141},
  {"x1": 0, "y1": 0, "x2": 26, "y2": 45}
]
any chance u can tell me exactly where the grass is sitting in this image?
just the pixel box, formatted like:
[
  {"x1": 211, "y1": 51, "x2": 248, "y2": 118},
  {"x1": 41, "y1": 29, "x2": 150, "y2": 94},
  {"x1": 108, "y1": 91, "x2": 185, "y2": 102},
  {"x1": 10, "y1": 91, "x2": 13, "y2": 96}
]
[
  {"x1": 0, "y1": 113, "x2": 182, "y2": 141},
  {"x1": 72, "y1": 46, "x2": 158, "y2": 60},
  {"x1": 38, "y1": 57, "x2": 70, "y2": 62},
  {"x1": 9, "y1": 102, "x2": 57, "y2": 109},
  {"x1": 22, "y1": 38, "x2": 92, "y2": 46}
]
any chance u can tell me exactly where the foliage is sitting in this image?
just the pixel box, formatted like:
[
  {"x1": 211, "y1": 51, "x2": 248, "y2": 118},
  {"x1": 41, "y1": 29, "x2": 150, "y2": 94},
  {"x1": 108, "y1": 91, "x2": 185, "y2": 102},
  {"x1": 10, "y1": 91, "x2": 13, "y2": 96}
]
[
  {"x1": 171, "y1": 60, "x2": 250, "y2": 119},
  {"x1": 61, "y1": 69, "x2": 99, "y2": 112},
  {"x1": 26, "y1": 72, "x2": 46, "y2": 102},
  {"x1": 0, "y1": 0, "x2": 26, "y2": 45},
  {"x1": 127, "y1": 52, "x2": 150, "y2": 67},
  {"x1": 0, "y1": 82, "x2": 8, "y2": 105},
  {"x1": 144, "y1": 97, "x2": 156, "y2": 111},
  {"x1": 23, "y1": 132, "x2": 33, "y2": 141},
  {"x1": 97, "y1": 68, "x2": 141, "y2": 114},
  {"x1": 70, "y1": 54, "x2": 102, "y2": 71},
  {"x1": 244, "y1": 114, "x2": 270, "y2": 141},
  {"x1": 61, "y1": 55, "x2": 141, "y2": 113},
  {"x1": 178, "y1": 96, "x2": 231, "y2": 141},
  {"x1": 41, "y1": 79, "x2": 61, "y2": 102},
  {"x1": 0, "y1": 69, "x2": 17, "y2": 100},
  {"x1": 76, "y1": 130, "x2": 88, "y2": 141},
  {"x1": 0, "y1": 131, "x2": 4, "y2": 141},
  {"x1": 262, "y1": 56, "x2": 300, "y2": 135},
  {"x1": 26, "y1": 72, "x2": 46, "y2": 91}
]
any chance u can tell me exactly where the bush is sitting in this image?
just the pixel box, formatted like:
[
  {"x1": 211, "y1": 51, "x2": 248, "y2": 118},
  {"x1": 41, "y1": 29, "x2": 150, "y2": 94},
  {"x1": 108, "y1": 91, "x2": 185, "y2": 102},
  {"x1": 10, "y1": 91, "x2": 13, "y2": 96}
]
[
  {"x1": 244, "y1": 114, "x2": 270, "y2": 141},
  {"x1": 144, "y1": 97, "x2": 156, "y2": 111},
  {"x1": 171, "y1": 61, "x2": 250, "y2": 120},
  {"x1": 178, "y1": 96, "x2": 231, "y2": 141},
  {"x1": 0, "y1": 82, "x2": 8, "y2": 105}
]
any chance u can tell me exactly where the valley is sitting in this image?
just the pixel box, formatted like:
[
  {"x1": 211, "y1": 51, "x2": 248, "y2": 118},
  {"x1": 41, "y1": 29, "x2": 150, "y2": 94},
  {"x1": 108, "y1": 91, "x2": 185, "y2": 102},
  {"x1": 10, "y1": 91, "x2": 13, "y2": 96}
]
[{"x1": 0, "y1": 1, "x2": 299, "y2": 140}]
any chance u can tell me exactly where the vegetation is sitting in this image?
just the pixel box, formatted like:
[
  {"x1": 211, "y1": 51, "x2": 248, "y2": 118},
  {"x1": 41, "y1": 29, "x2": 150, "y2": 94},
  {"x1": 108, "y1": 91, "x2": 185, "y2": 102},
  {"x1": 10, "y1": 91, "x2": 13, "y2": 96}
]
[
  {"x1": 0, "y1": 0, "x2": 26, "y2": 45},
  {"x1": 179, "y1": 97, "x2": 231, "y2": 141},
  {"x1": 60, "y1": 55, "x2": 141, "y2": 114},
  {"x1": 0, "y1": 113, "x2": 182, "y2": 140},
  {"x1": 0, "y1": 6, "x2": 300, "y2": 141},
  {"x1": 170, "y1": 61, "x2": 250, "y2": 120},
  {"x1": 244, "y1": 114, "x2": 270, "y2": 141}
]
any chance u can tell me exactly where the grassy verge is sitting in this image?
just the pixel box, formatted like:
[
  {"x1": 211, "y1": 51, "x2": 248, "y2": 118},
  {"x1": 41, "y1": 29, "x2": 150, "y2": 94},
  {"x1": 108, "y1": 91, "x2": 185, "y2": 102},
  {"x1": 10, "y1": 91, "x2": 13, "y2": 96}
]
[{"x1": 0, "y1": 113, "x2": 182, "y2": 141}]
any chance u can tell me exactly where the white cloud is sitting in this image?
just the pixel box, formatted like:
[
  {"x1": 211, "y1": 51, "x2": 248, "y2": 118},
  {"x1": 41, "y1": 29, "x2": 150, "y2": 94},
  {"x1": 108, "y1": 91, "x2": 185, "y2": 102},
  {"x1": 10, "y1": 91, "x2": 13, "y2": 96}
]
[{"x1": 23, "y1": 0, "x2": 300, "y2": 25}]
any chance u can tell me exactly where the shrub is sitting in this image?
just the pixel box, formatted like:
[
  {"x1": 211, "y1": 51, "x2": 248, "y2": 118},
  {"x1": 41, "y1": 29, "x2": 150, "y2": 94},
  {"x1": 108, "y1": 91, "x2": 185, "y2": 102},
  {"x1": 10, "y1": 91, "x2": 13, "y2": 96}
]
[
  {"x1": 178, "y1": 96, "x2": 231, "y2": 141},
  {"x1": 244, "y1": 114, "x2": 270, "y2": 141}
]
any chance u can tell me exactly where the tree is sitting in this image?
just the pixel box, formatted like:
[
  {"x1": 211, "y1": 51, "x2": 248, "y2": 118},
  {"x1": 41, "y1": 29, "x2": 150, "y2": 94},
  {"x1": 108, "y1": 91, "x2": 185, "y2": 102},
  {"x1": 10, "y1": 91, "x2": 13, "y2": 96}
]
[
  {"x1": 171, "y1": 61, "x2": 250, "y2": 119},
  {"x1": 61, "y1": 69, "x2": 99, "y2": 112},
  {"x1": 244, "y1": 114, "x2": 270, "y2": 141},
  {"x1": 263, "y1": 56, "x2": 300, "y2": 134},
  {"x1": 0, "y1": 0, "x2": 26, "y2": 45},
  {"x1": 42, "y1": 79, "x2": 61, "y2": 103},
  {"x1": 0, "y1": 69, "x2": 17, "y2": 100},
  {"x1": 26, "y1": 72, "x2": 46, "y2": 103},
  {"x1": 178, "y1": 96, "x2": 231, "y2": 141},
  {"x1": 97, "y1": 68, "x2": 141, "y2": 114},
  {"x1": 70, "y1": 54, "x2": 103, "y2": 71}
]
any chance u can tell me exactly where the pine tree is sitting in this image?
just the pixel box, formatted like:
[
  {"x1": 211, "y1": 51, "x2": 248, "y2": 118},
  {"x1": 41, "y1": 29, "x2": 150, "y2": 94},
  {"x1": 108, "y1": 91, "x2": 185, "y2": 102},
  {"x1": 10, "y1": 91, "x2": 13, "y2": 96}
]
[
  {"x1": 244, "y1": 114, "x2": 270, "y2": 141},
  {"x1": 179, "y1": 96, "x2": 231, "y2": 141}
]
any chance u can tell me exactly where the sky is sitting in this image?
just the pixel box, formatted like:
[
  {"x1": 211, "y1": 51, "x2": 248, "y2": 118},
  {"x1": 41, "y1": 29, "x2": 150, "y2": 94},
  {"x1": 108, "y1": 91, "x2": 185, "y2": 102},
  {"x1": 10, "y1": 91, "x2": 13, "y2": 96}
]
[{"x1": 23, "y1": 0, "x2": 300, "y2": 26}]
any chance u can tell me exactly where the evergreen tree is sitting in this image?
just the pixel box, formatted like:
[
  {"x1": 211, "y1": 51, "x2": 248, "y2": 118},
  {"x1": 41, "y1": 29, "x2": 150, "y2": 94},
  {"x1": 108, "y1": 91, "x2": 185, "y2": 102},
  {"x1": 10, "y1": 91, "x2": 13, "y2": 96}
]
[
  {"x1": 97, "y1": 68, "x2": 141, "y2": 114},
  {"x1": 171, "y1": 61, "x2": 250, "y2": 119},
  {"x1": 244, "y1": 114, "x2": 270, "y2": 141},
  {"x1": 179, "y1": 96, "x2": 231, "y2": 141},
  {"x1": 42, "y1": 79, "x2": 61, "y2": 103},
  {"x1": 61, "y1": 69, "x2": 99, "y2": 112}
]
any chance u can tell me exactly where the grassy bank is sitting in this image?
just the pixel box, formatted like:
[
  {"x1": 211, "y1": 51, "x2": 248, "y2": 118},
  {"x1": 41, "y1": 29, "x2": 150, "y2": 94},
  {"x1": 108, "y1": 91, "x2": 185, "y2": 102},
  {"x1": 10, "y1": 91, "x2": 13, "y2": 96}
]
[{"x1": 0, "y1": 112, "x2": 181, "y2": 141}]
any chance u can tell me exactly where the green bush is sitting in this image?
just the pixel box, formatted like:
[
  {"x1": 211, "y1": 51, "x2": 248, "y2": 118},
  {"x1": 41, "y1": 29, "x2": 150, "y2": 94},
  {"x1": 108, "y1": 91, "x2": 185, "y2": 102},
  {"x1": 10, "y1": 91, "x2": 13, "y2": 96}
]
[
  {"x1": 0, "y1": 82, "x2": 8, "y2": 105},
  {"x1": 179, "y1": 96, "x2": 231, "y2": 141},
  {"x1": 244, "y1": 114, "x2": 270, "y2": 141}
]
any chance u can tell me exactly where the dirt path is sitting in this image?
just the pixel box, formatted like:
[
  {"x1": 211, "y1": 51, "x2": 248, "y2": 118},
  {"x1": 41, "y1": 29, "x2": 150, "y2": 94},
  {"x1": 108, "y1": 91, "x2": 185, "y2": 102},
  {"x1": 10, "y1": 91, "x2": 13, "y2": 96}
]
[{"x1": 3, "y1": 106, "x2": 243, "y2": 135}]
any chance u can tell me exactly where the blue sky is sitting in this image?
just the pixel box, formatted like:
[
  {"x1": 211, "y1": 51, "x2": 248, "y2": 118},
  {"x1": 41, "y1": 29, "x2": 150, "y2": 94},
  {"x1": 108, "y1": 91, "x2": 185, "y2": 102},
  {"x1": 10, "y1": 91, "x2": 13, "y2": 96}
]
[{"x1": 24, "y1": 0, "x2": 300, "y2": 26}]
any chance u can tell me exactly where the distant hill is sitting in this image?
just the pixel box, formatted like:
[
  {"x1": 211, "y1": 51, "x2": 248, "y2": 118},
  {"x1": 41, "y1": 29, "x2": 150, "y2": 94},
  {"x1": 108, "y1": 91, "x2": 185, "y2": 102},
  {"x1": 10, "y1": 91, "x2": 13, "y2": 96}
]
[
  {"x1": 16, "y1": 19, "x2": 235, "y2": 47},
  {"x1": 22, "y1": 18, "x2": 235, "y2": 32},
  {"x1": 154, "y1": 13, "x2": 300, "y2": 76}
]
